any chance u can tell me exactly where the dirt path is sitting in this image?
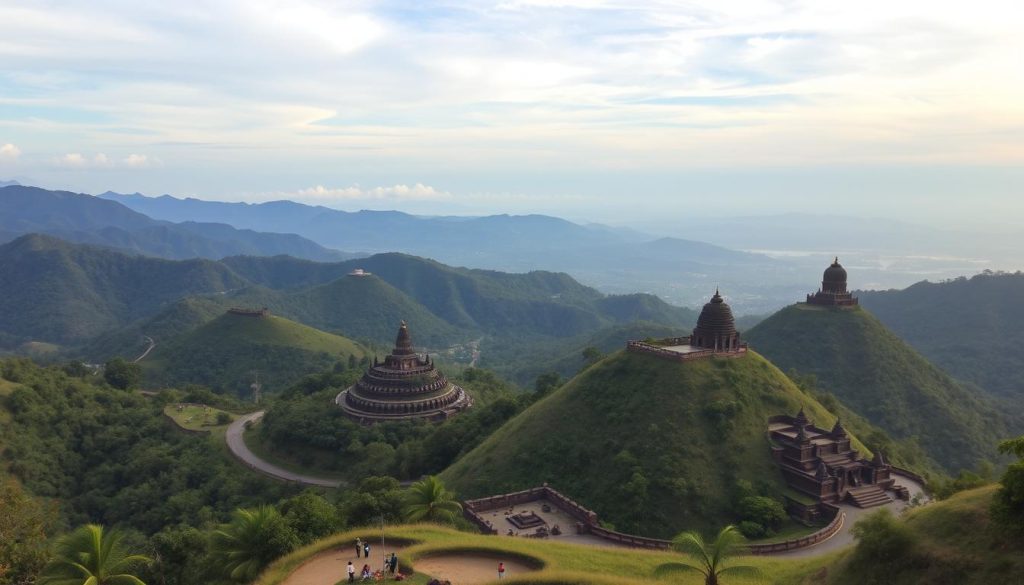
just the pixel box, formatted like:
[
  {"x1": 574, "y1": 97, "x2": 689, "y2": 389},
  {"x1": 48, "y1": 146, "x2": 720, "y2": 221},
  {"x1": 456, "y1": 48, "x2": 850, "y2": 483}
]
[
  {"x1": 414, "y1": 554, "x2": 537, "y2": 585},
  {"x1": 282, "y1": 543, "x2": 408, "y2": 585}
]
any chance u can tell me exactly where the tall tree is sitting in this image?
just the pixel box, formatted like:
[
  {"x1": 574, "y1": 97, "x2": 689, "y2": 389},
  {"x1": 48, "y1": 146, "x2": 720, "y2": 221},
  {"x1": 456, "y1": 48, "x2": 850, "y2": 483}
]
[
  {"x1": 39, "y1": 524, "x2": 150, "y2": 585},
  {"x1": 0, "y1": 478, "x2": 53, "y2": 585},
  {"x1": 208, "y1": 506, "x2": 298, "y2": 583},
  {"x1": 402, "y1": 476, "x2": 462, "y2": 523},
  {"x1": 654, "y1": 525, "x2": 761, "y2": 585},
  {"x1": 992, "y1": 435, "x2": 1024, "y2": 537}
]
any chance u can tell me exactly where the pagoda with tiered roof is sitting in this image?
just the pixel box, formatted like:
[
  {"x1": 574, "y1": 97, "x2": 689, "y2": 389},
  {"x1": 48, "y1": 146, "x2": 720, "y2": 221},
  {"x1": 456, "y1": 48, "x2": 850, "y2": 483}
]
[{"x1": 336, "y1": 321, "x2": 472, "y2": 422}]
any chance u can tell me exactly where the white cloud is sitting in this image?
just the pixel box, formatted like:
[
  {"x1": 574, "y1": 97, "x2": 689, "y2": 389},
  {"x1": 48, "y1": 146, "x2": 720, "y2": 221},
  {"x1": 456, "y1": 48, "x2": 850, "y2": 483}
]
[
  {"x1": 59, "y1": 153, "x2": 87, "y2": 167},
  {"x1": 0, "y1": 143, "x2": 21, "y2": 161},
  {"x1": 53, "y1": 151, "x2": 158, "y2": 169},
  {"x1": 287, "y1": 183, "x2": 451, "y2": 201},
  {"x1": 123, "y1": 153, "x2": 155, "y2": 167}
]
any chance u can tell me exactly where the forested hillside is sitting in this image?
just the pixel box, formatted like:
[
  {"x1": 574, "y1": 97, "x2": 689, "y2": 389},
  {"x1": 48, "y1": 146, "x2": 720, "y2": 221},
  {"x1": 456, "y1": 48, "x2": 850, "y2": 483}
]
[
  {"x1": 441, "y1": 349, "x2": 916, "y2": 538},
  {"x1": 860, "y1": 272, "x2": 1024, "y2": 402},
  {"x1": 141, "y1": 313, "x2": 367, "y2": 394},
  {"x1": 0, "y1": 235, "x2": 248, "y2": 346},
  {"x1": 746, "y1": 304, "x2": 1008, "y2": 473}
]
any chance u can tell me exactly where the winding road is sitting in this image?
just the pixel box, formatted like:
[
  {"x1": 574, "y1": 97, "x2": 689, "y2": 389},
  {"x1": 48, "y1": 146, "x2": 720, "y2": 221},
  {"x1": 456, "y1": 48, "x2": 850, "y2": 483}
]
[
  {"x1": 769, "y1": 472, "x2": 928, "y2": 558},
  {"x1": 225, "y1": 413, "x2": 928, "y2": 558},
  {"x1": 225, "y1": 411, "x2": 343, "y2": 488}
]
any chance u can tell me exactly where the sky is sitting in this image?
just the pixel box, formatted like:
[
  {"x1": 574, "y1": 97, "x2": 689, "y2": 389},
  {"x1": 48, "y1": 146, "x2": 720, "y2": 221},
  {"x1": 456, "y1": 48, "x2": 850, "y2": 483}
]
[{"x1": 1, "y1": 0, "x2": 1023, "y2": 226}]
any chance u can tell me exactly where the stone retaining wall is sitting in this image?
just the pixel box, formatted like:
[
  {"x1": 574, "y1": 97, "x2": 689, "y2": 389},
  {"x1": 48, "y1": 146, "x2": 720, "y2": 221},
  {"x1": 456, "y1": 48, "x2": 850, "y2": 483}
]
[
  {"x1": 464, "y1": 485, "x2": 844, "y2": 554},
  {"x1": 747, "y1": 507, "x2": 844, "y2": 555}
]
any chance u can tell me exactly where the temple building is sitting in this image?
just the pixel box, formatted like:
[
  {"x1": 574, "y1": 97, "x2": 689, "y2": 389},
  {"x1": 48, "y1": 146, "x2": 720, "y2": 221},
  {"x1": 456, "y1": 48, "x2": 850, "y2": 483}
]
[
  {"x1": 768, "y1": 409, "x2": 906, "y2": 511},
  {"x1": 806, "y1": 257, "x2": 858, "y2": 307},
  {"x1": 626, "y1": 289, "x2": 746, "y2": 360},
  {"x1": 690, "y1": 288, "x2": 742, "y2": 351},
  {"x1": 336, "y1": 321, "x2": 472, "y2": 422}
]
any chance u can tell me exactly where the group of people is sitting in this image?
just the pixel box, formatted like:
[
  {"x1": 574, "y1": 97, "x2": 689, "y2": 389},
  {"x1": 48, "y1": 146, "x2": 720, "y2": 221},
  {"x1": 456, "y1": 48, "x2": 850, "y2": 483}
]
[
  {"x1": 346, "y1": 537, "x2": 509, "y2": 583},
  {"x1": 346, "y1": 538, "x2": 399, "y2": 583}
]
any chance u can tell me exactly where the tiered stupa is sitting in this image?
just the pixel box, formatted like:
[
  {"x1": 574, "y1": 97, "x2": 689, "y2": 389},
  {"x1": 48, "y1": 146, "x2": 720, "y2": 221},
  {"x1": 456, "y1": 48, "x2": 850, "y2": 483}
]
[
  {"x1": 336, "y1": 321, "x2": 472, "y2": 422},
  {"x1": 690, "y1": 288, "x2": 741, "y2": 351},
  {"x1": 806, "y1": 257, "x2": 858, "y2": 307}
]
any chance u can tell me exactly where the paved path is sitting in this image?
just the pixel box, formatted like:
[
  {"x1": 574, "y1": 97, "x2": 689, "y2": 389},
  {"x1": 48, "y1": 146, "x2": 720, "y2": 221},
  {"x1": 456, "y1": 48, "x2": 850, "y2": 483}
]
[
  {"x1": 768, "y1": 472, "x2": 928, "y2": 558},
  {"x1": 225, "y1": 411, "x2": 343, "y2": 488}
]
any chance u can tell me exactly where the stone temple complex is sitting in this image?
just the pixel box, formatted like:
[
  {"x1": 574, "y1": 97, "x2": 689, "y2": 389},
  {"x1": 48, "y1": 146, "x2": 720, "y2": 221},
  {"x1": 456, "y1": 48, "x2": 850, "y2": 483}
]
[
  {"x1": 336, "y1": 321, "x2": 472, "y2": 423},
  {"x1": 768, "y1": 408, "x2": 906, "y2": 512},
  {"x1": 806, "y1": 257, "x2": 858, "y2": 307},
  {"x1": 626, "y1": 289, "x2": 747, "y2": 360}
]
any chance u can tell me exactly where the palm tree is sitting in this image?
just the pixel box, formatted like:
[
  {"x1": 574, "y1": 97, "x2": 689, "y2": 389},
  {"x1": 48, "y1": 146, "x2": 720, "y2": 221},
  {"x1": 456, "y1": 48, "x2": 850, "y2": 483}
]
[
  {"x1": 403, "y1": 476, "x2": 463, "y2": 523},
  {"x1": 654, "y1": 525, "x2": 761, "y2": 585},
  {"x1": 208, "y1": 506, "x2": 299, "y2": 583},
  {"x1": 39, "y1": 524, "x2": 150, "y2": 585}
]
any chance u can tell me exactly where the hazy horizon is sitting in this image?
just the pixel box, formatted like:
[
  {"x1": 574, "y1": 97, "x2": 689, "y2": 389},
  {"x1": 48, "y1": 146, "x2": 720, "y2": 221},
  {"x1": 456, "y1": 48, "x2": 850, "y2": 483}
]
[{"x1": 2, "y1": 1, "x2": 1022, "y2": 228}]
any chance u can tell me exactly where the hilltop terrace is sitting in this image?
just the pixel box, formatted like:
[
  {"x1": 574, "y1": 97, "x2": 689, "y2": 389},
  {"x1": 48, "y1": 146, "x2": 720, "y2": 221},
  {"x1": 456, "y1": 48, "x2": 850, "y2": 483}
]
[{"x1": 627, "y1": 289, "x2": 747, "y2": 361}]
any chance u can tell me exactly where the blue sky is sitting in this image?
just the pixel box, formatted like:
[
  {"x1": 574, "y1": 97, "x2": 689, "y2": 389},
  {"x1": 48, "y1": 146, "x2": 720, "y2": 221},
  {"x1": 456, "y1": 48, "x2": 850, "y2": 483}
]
[{"x1": 0, "y1": 0, "x2": 1022, "y2": 227}]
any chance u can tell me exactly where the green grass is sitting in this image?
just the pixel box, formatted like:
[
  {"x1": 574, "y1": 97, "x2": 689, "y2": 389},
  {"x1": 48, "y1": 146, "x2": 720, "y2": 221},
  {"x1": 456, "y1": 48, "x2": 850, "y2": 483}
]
[
  {"x1": 746, "y1": 304, "x2": 1006, "y2": 474},
  {"x1": 827, "y1": 485, "x2": 1024, "y2": 585},
  {"x1": 162, "y1": 403, "x2": 235, "y2": 432},
  {"x1": 143, "y1": 313, "x2": 367, "y2": 393},
  {"x1": 242, "y1": 422, "x2": 348, "y2": 482},
  {"x1": 441, "y1": 349, "x2": 876, "y2": 538},
  {"x1": 256, "y1": 524, "x2": 840, "y2": 585}
]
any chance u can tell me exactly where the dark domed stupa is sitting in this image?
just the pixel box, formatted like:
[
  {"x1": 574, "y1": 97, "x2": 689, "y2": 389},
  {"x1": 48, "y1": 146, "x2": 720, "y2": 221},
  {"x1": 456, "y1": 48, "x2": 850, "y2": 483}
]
[
  {"x1": 806, "y1": 257, "x2": 858, "y2": 307},
  {"x1": 691, "y1": 288, "x2": 741, "y2": 351},
  {"x1": 336, "y1": 321, "x2": 472, "y2": 423}
]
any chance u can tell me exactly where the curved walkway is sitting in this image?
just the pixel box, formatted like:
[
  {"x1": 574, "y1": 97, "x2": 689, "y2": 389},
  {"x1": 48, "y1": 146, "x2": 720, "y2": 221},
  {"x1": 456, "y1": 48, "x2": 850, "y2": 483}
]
[
  {"x1": 225, "y1": 411, "x2": 343, "y2": 489},
  {"x1": 769, "y1": 472, "x2": 928, "y2": 558}
]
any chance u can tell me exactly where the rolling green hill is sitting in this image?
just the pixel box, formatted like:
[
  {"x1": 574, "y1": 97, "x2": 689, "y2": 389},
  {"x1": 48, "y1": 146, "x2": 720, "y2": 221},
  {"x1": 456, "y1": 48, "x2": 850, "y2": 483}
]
[
  {"x1": 859, "y1": 272, "x2": 1024, "y2": 403},
  {"x1": 441, "y1": 349, "x2": 887, "y2": 537},
  {"x1": 0, "y1": 234, "x2": 248, "y2": 347},
  {"x1": 745, "y1": 304, "x2": 1006, "y2": 473},
  {"x1": 142, "y1": 312, "x2": 366, "y2": 394},
  {"x1": 223, "y1": 252, "x2": 696, "y2": 337}
]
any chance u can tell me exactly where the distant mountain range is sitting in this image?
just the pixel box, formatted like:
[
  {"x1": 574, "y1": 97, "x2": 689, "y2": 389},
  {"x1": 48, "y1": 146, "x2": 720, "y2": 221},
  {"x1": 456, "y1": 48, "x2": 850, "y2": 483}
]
[
  {"x1": 98, "y1": 190, "x2": 797, "y2": 312},
  {"x1": 0, "y1": 185, "x2": 352, "y2": 262},
  {"x1": 0, "y1": 235, "x2": 697, "y2": 378}
]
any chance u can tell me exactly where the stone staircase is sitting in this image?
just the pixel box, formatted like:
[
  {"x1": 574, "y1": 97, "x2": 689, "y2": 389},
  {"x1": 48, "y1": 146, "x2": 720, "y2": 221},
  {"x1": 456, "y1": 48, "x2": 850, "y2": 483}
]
[{"x1": 847, "y1": 485, "x2": 893, "y2": 508}]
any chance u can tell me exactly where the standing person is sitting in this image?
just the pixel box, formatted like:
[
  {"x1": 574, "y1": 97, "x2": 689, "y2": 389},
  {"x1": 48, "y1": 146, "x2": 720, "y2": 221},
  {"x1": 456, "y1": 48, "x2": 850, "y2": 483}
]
[
  {"x1": 498, "y1": 561, "x2": 506, "y2": 579},
  {"x1": 388, "y1": 552, "x2": 397, "y2": 574},
  {"x1": 355, "y1": 537, "x2": 362, "y2": 558},
  {"x1": 347, "y1": 561, "x2": 355, "y2": 583},
  {"x1": 363, "y1": 541, "x2": 370, "y2": 560}
]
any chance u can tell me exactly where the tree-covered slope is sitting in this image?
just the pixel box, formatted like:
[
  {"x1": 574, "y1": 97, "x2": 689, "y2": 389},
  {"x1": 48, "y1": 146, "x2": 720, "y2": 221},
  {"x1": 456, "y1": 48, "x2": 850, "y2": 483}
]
[
  {"x1": 859, "y1": 272, "x2": 1024, "y2": 401},
  {"x1": 222, "y1": 252, "x2": 695, "y2": 338},
  {"x1": 745, "y1": 304, "x2": 1006, "y2": 473},
  {"x1": 441, "y1": 349, "x2": 881, "y2": 538},
  {"x1": 0, "y1": 234, "x2": 248, "y2": 346},
  {"x1": 829, "y1": 485, "x2": 1024, "y2": 585},
  {"x1": 142, "y1": 312, "x2": 367, "y2": 394}
]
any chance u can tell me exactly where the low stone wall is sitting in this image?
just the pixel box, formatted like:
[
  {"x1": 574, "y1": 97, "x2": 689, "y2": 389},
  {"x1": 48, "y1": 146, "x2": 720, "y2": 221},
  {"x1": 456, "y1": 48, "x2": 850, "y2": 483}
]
[
  {"x1": 464, "y1": 485, "x2": 844, "y2": 555},
  {"x1": 589, "y1": 526, "x2": 671, "y2": 550},
  {"x1": 625, "y1": 340, "x2": 748, "y2": 362},
  {"x1": 892, "y1": 467, "x2": 927, "y2": 487},
  {"x1": 747, "y1": 508, "x2": 845, "y2": 555}
]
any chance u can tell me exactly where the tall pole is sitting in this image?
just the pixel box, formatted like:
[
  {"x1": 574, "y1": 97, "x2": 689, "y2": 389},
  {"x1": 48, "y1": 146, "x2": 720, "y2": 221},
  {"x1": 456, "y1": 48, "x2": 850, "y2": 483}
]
[{"x1": 381, "y1": 513, "x2": 386, "y2": 578}]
